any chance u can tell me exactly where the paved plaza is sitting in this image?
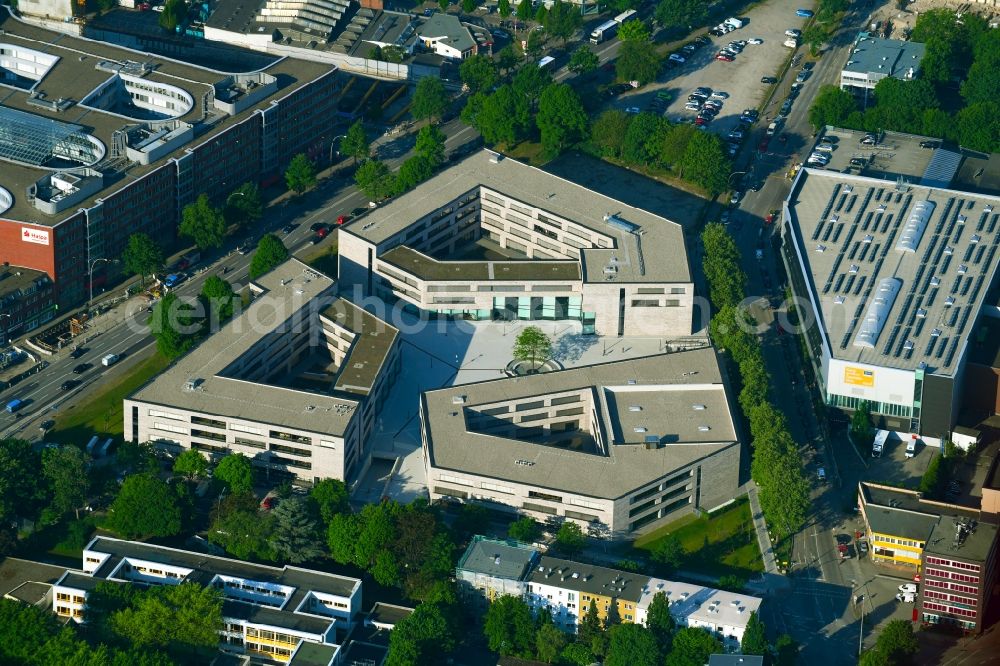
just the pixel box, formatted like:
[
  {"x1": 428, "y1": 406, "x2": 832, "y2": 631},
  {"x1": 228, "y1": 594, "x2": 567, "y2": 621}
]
[{"x1": 353, "y1": 311, "x2": 693, "y2": 504}]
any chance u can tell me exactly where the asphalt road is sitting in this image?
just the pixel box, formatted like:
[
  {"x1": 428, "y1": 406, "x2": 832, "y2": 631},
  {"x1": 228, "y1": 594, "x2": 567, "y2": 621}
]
[{"x1": 0, "y1": 118, "x2": 481, "y2": 440}]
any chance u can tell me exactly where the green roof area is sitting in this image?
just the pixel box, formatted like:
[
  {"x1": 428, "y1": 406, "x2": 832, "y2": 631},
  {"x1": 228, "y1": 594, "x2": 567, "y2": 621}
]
[{"x1": 381, "y1": 246, "x2": 581, "y2": 283}]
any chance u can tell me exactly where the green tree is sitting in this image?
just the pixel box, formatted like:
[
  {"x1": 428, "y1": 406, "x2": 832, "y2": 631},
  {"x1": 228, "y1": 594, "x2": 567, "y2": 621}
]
[
  {"x1": 701, "y1": 223, "x2": 747, "y2": 310},
  {"x1": 875, "y1": 619, "x2": 919, "y2": 663},
  {"x1": 716, "y1": 574, "x2": 746, "y2": 592},
  {"x1": 568, "y1": 45, "x2": 599, "y2": 74},
  {"x1": 644, "y1": 590, "x2": 674, "y2": 651},
  {"x1": 516, "y1": 0, "x2": 532, "y2": 21},
  {"x1": 680, "y1": 131, "x2": 730, "y2": 194},
  {"x1": 460, "y1": 54, "x2": 498, "y2": 93},
  {"x1": 654, "y1": 0, "x2": 706, "y2": 29},
  {"x1": 270, "y1": 496, "x2": 324, "y2": 563},
  {"x1": 395, "y1": 155, "x2": 434, "y2": 194},
  {"x1": 386, "y1": 602, "x2": 455, "y2": 666},
  {"x1": 513, "y1": 64, "x2": 553, "y2": 110},
  {"x1": 179, "y1": 194, "x2": 226, "y2": 251},
  {"x1": 110, "y1": 582, "x2": 222, "y2": 658},
  {"x1": 808, "y1": 85, "x2": 857, "y2": 131},
  {"x1": 508, "y1": 516, "x2": 540, "y2": 542},
  {"x1": 199, "y1": 274, "x2": 236, "y2": 324},
  {"x1": 415, "y1": 124, "x2": 447, "y2": 167},
  {"x1": 327, "y1": 512, "x2": 362, "y2": 564},
  {"x1": 116, "y1": 441, "x2": 160, "y2": 476},
  {"x1": 172, "y1": 449, "x2": 208, "y2": 480},
  {"x1": 498, "y1": 0, "x2": 510, "y2": 17},
  {"x1": 920, "y1": 453, "x2": 943, "y2": 498},
  {"x1": 543, "y1": 0, "x2": 581, "y2": 45},
  {"x1": 617, "y1": 18, "x2": 650, "y2": 43},
  {"x1": 121, "y1": 233, "x2": 164, "y2": 288},
  {"x1": 462, "y1": 0, "x2": 476, "y2": 13},
  {"x1": 774, "y1": 634, "x2": 800, "y2": 666},
  {"x1": 664, "y1": 627, "x2": 722, "y2": 666},
  {"x1": 859, "y1": 649, "x2": 892, "y2": 666},
  {"x1": 555, "y1": 521, "x2": 585, "y2": 556},
  {"x1": 497, "y1": 45, "x2": 520, "y2": 74},
  {"x1": 341, "y1": 120, "x2": 370, "y2": 164},
  {"x1": 561, "y1": 642, "x2": 596, "y2": 666},
  {"x1": 411, "y1": 76, "x2": 449, "y2": 121},
  {"x1": 958, "y1": 102, "x2": 1000, "y2": 152},
  {"x1": 439, "y1": 0, "x2": 448, "y2": 11},
  {"x1": 578, "y1": 599, "x2": 603, "y2": 647},
  {"x1": 483, "y1": 595, "x2": 537, "y2": 657},
  {"x1": 616, "y1": 40, "x2": 661, "y2": 85},
  {"x1": 149, "y1": 292, "x2": 196, "y2": 359},
  {"x1": 284, "y1": 153, "x2": 317, "y2": 194},
  {"x1": 158, "y1": 0, "x2": 187, "y2": 32},
  {"x1": 622, "y1": 112, "x2": 663, "y2": 164},
  {"x1": 651, "y1": 533, "x2": 684, "y2": 572},
  {"x1": 513, "y1": 325, "x2": 552, "y2": 366},
  {"x1": 310, "y1": 478, "x2": 349, "y2": 523},
  {"x1": 534, "y1": 4, "x2": 548, "y2": 24},
  {"x1": 605, "y1": 622, "x2": 659, "y2": 666},
  {"x1": 591, "y1": 110, "x2": 632, "y2": 159},
  {"x1": 660, "y1": 123, "x2": 696, "y2": 172},
  {"x1": 214, "y1": 453, "x2": 254, "y2": 495},
  {"x1": 526, "y1": 27, "x2": 545, "y2": 59},
  {"x1": 209, "y1": 493, "x2": 276, "y2": 560},
  {"x1": 0, "y1": 598, "x2": 62, "y2": 664},
  {"x1": 249, "y1": 233, "x2": 289, "y2": 279},
  {"x1": 537, "y1": 83, "x2": 588, "y2": 157},
  {"x1": 41, "y1": 446, "x2": 89, "y2": 520},
  {"x1": 535, "y1": 621, "x2": 567, "y2": 663},
  {"x1": 604, "y1": 598, "x2": 621, "y2": 628},
  {"x1": 355, "y1": 159, "x2": 396, "y2": 201},
  {"x1": 740, "y1": 611, "x2": 768, "y2": 655},
  {"x1": 851, "y1": 400, "x2": 873, "y2": 445},
  {"x1": 223, "y1": 182, "x2": 263, "y2": 229},
  {"x1": 108, "y1": 474, "x2": 182, "y2": 539}
]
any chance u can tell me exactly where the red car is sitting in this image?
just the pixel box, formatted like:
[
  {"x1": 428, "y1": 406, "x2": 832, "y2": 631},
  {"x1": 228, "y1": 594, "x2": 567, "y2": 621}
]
[
  {"x1": 336, "y1": 215, "x2": 349, "y2": 225},
  {"x1": 316, "y1": 226, "x2": 330, "y2": 239},
  {"x1": 758, "y1": 137, "x2": 770, "y2": 152},
  {"x1": 765, "y1": 211, "x2": 777, "y2": 225},
  {"x1": 694, "y1": 117, "x2": 707, "y2": 126},
  {"x1": 715, "y1": 53, "x2": 734, "y2": 62}
]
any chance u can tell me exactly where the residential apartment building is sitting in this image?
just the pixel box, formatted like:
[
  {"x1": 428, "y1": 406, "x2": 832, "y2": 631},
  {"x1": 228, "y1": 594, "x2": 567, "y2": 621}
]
[
  {"x1": 0, "y1": 9, "x2": 339, "y2": 313},
  {"x1": 857, "y1": 481, "x2": 999, "y2": 633},
  {"x1": 125, "y1": 260, "x2": 401, "y2": 484},
  {"x1": 339, "y1": 150, "x2": 694, "y2": 338},
  {"x1": 780, "y1": 132, "x2": 1000, "y2": 443},
  {"x1": 421, "y1": 348, "x2": 741, "y2": 537},
  {"x1": 52, "y1": 537, "x2": 362, "y2": 663},
  {"x1": 455, "y1": 537, "x2": 762, "y2": 645}
]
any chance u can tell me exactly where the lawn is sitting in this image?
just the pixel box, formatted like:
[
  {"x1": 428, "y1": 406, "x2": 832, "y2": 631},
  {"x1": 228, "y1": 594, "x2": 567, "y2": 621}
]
[
  {"x1": 634, "y1": 499, "x2": 764, "y2": 579},
  {"x1": 48, "y1": 351, "x2": 170, "y2": 446},
  {"x1": 301, "y1": 241, "x2": 339, "y2": 279}
]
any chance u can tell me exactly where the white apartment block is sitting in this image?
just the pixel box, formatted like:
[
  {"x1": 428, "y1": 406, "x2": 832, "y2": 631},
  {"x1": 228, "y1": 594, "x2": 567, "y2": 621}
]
[
  {"x1": 124, "y1": 259, "x2": 401, "y2": 484},
  {"x1": 53, "y1": 537, "x2": 362, "y2": 663},
  {"x1": 421, "y1": 349, "x2": 741, "y2": 537},
  {"x1": 635, "y1": 578, "x2": 763, "y2": 647},
  {"x1": 338, "y1": 150, "x2": 694, "y2": 338}
]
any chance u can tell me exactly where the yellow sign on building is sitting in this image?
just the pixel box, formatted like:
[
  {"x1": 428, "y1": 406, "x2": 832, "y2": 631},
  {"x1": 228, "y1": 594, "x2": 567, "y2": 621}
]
[{"x1": 844, "y1": 366, "x2": 875, "y2": 387}]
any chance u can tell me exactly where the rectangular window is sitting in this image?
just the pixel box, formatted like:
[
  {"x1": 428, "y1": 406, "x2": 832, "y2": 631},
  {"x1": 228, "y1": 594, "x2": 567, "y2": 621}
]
[
  {"x1": 148, "y1": 409, "x2": 184, "y2": 421},
  {"x1": 234, "y1": 437, "x2": 265, "y2": 449},
  {"x1": 270, "y1": 442, "x2": 312, "y2": 457},
  {"x1": 480, "y1": 481, "x2": 515, "y2": 494},
  {"x1": 191, "y1": 416, "x2": 226, "y2": 428},
  {"x1": 439, "y1": 474, "x2": 474, "y2": 487},
  {"x1": 550, "y1": 395, "x2": 581, "y2": 406},
  {"x1": 153, "y1": 422, "x2": 187, "y2": 435},
  {"x1": 528, "y1": 490, "x2": 563, "y2": 503},
  {"x1": 631, "y1": 299, "x2": 660, "y2": 307},
  {"x1": 516, "y1": 401, "x2": 545, "y2": 412}
]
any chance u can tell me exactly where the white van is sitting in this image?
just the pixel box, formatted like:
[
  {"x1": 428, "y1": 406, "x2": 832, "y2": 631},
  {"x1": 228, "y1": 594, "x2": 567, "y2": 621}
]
[
  {"x1": 905, "y1": 438, "x2": 918, "y2": 458},
  {"x1": 783, "y1": 38, "x2": 799, "y2": 48},
  {"x1": 101, "y1": 353, "x2": 120, "y2": 367}
]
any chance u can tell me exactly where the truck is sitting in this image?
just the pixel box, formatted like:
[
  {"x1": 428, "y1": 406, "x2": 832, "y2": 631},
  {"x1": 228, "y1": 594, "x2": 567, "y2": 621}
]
[
  {"x1": 724, "y1": 17, "x2": 744, "y2": 29},
  {"x1": 590, "y1": 19, "x2": 619, "y2": 44},
  {"x1": 5, "y1": 398, "x2": 24, "y2": 413}
]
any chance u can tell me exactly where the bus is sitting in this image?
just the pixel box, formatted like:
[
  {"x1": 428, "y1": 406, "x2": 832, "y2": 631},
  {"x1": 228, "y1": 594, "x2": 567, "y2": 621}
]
[{"x1": 589, "y1": 19, "x2": 618, "y2": 44}]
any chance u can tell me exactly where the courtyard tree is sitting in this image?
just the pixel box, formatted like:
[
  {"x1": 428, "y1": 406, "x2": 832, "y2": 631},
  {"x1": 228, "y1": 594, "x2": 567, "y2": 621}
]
[
  {"x1": 411, "y1": 76, "x2": 449, "y2": 122},
  {"x1": 214, "y1": 453, "x2": 254, "y2": 495},
  {"x1": 209, "y1": 493, "x2": 276, "y2": 561},
  {"x1": 483, "y1": 595, "x2": 536, "y2": 657},
  {"x1": 385, "y1": 601, "x2": 455, "y2": 666},
  {"x1": 644, "y1": 591, "x2": 674, "y2": 651},
  {"x1": 604, "y1": 623, "x2": 660, "y2": 666},
  {"x1": 555, "y1": 521, "x2": 585, "y2": 556},
  {"x1": 512, "y1": 325, "x2": 552, "y2": 367},
  {"x1": 516, "y1": 0, "x2": 533, "y2": 22},
  {"x1": 249, "y1": 233, "x2": 289, "y2": 279},
  {"x1": 109, "y1": 582, "x2": 223, "y2": 657},
  {"x1": 284, "y1": 153, "x2": 317, "y2": 194},
  {"x1": 536, "y1": 621, "x2": 567, "y2": 663},
  {"x1": 309, "y1": 478, "x2": 350, "y2": 523},
  {"x1": 179, "y1": 194, "x2": 225, "y2": 250},
  {"x1": 121, "y1": 233, "x2": 164, "y2": 287},
  {"x1": 664, "y1": 627, "x2": 722, "y2": 666},
  {"x1": 107, "y1": 474, "x2": 183, "y2": 539},
  {"x1": 651, "y1": 533, "x2": 684, "y2": 572}
]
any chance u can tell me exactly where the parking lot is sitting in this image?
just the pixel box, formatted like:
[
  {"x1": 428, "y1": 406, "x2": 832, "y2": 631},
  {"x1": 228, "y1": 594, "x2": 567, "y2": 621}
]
[
  {"x1": 862, "y1": 431, "x2": 937, "y2": 488},
  {"x1": 615, "y1": 0, "x2": 816, "y2": 140}
]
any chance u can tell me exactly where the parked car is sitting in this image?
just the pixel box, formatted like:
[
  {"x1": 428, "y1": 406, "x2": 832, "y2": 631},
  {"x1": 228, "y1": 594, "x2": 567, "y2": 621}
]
[
  {"x1": 796, "y1": 8, "x2": 814, "y2": 17},
  {"x1": 710, "y1": 91, "x2": 729, "y2": 100},
  {"x1": 817, "y1": 467, "x2": 827, "y2": 482},
  {"x1": 899, "y1": 583, "x2": 918, "y2": 594},
  {"x1": 668, "y1": 53, "x2": 686, "y2": 63},
  {"x1": 761, "y1": 76, "x2": 778, "y2": 84},
  {"x1": 730, "y1": 191, "x2": 742, "y2": 205},
  {"x1": 920, "y1": 140, "x2": 940, "y2": 149},
  {"x1": 764, "y1": 210, "x2": 777, "y2": 225},
  {"x1": 748, "y1": 37, "x2": 763, "y2": 44},
  {"x1": 715, "y1": 53, "x2": 735, "y2": 62},
  {"x1": 785, "y1": 29, "x2": 801, "y2": 38},
  {"x1": 163, "y1": 273, "x2": 186, "y2": 288},
  {"x1": 282, "y1": 223, "x2": 298, "y2": 233}
]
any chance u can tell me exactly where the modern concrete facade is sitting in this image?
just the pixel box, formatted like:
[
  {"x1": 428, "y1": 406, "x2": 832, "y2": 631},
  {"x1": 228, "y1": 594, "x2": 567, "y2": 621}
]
[
  {"x1": 421, "y1": 348, "x2": 741, "y2": 536},
  {"x1": 456, "y1": 537, "x2": 762, "y2": 647},
  {"x1": 52, "y1": 537, "x2": 362, "y2": 663},
  {"x1": 125, "y1": 260, "x2": 401, "y2": 484},
  {"x1": 338, "y1": 151, "x2": 694, "y2": 338},
  {"x1": 0, "y1": 9, "x2": 339, "y2": 313},
  {"x1": 780, "y1": 141, "x2": 1000, "y2": 442}
]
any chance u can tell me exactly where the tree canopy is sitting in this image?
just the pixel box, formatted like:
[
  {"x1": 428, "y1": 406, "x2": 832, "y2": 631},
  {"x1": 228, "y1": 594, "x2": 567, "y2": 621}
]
[
  {"x1": 508, "y1": 516, "x2": 540, "y2": 542},
  {"x1": 617, "y1": 18, "x2": 651, "y2": 43},
  {"x1": 664, "y1": 627, "x2": 722, "y2": 666},
  {"x1": 223, "y1": 182, "x2": 263, "y2": 228},
  {"x1": 310, "y1": 478, "x2": 350, "y2": 523},
  {"x1": 209, "y1": 493, "x2": 276, "y2": 561},
  {"x1": 173, "y1": 449, "x2": 209, "y2": 480},
  {"x1": 179, "y1": 194, "x2": 226, "y2": 251},
  {"x1": 680, "y1": 131, "x2": 730, "y2": 195},
  {"x1": 108, "y1": 474, "x2": 183, "y2": 539},
  {"x1": 740, "y1": 611, "x2": 769, "y2": 655},
  {"x1": 355, "y1": 159, "x2": 396, "y2": 201},
  {"x1": 214, "y1": 453, "x2": 254, "y2": 495},
  {"x1": 808, "y1": 85, "x2": 856, "y2": 131},
  {"x1": 415, "y1": 124, "x2": 447, "y2": 167},
  {"x1": 537, "y1": 83, "x2": 588, "y2": 157},
  {"x1": 654, "y1": 0, "x2": 706, "y2": 28},
  {"x1": 249, "y1": 233, "x2": 289, "y2": 279},
  {"x1": 483, "y1": 595, "x2": 537, "y2": 657},
  {"x1": 149, "y1": 292, "x2": 196, "y2": 359},
  {"x1": 411, "y1": 76, "x2": 449, "y2": 121},
  {"x1": 512, "y1": 325, "x2": 553, "y2": 365},
  {"x1": 616, "y1": 41, "x2": 661, "y2": 85},
  {"x1": 270, "y1": 496, "x2": 324, "y2": 563},
  {"x1": 41, "y1": 446, "x2": 89, "y2": 520},
  {"x1": 158, "y1": 0, "x2": 187, "y2": 31},
  {"x1": 341, "y1": 120, "x2": 371, "y2": 164},
  {"x1": 543, "y1": 0, "x2": 582, "y2": 44},
  {"x1": 555, "y1": 521, "x2": 585, "y2": 556},
  {"x1": 285, "y1": 153, "x2": 317, "y2": 194},
  {"x1": 386, "y1": 602, "x2": 455, "y2": 666},
  {"x1": 200, "y1": 275, "x2": 236, "y2": 324},
  {"x1": 605, "y1": 622, "x2": 660, "y2": 666},
  {"x1": 109, "y1": 583, "x2": 222, "y2": 658},
  {"x1": 460, "y1": 54, "x2": 498, "y2": 94},
  {"x1": 121, "y1": 233, "x2": 164, "y2": 286},
  {"x1": 568, "y1": 45, "x2": 600, "y2": 74}
]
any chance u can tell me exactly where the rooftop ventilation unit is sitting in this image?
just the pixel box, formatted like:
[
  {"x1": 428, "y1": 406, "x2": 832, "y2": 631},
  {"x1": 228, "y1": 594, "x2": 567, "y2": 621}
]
[
  {"x1": 834, "y1": 295, "x2": 845, "y2": 304},
  {"x1": 931, "y1": 328, "x2": 942, "y2": 337},
  {"x1": 849, "y1": 264, "x2": 860, "y2": 274},
  {"x1": 944, "y1": 297, "x2": 955, "y2": 306},
  {"x1": 916, "y1": 308, "x2": 927, "y2": 318},
  {"x1": 863, "y1": 235, "x2": 874, "y2": 243},
  {"x1": 629, "y1": 405, "x2": 643, "y2": 412},
  {"x1": 452, "y1": 395, "x2": 466, "y2": 405},
  {"x1": 896, "y1": 200, "x2": 935, "y2": 253},
  {"x1": 958, "y1": 265, "x2": 968, "y2": 274},
  {"x1": 634, "y1": 427, "x2": 648, "y2": 433},
  {"x1": 930, "y1": 276, "x2": 941, "y2": 287},
  {"x1": 816, "y1": 245, "x2": 827, "y2": 253},
  {"x1": 944, "y1": 246, "x2": 954, "y2": 255},
  {"x1": 604, "y1": 214, "x2": 640, "y2": 234},
  {"x1": 692, "y1": 404, "x2": 706, "y2": 410},
  {"x1": 698, "y1": 425, "x2": 711, "y2": 432},
  {"x1": 627, "y1": 379, "x2": 637, "y2": 385}
]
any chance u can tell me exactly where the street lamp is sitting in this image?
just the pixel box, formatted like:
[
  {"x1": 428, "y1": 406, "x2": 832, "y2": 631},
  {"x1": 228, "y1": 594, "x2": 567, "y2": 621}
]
[
  {"x1": 330, "y1": 134, "x2": 347, "y2": 164},
  {"x1": 88, "y1": 257, "x2": 116, "y2": 314},
  {"x1": 728, "y1": 170, "x2": 749, "y2": 187}
]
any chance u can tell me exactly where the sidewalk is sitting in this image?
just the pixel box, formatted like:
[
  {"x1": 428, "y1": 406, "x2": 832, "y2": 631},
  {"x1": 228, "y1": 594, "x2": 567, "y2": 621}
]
[{"x1": 746, "y1": 482, "x2": 779, "y2": 574}]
